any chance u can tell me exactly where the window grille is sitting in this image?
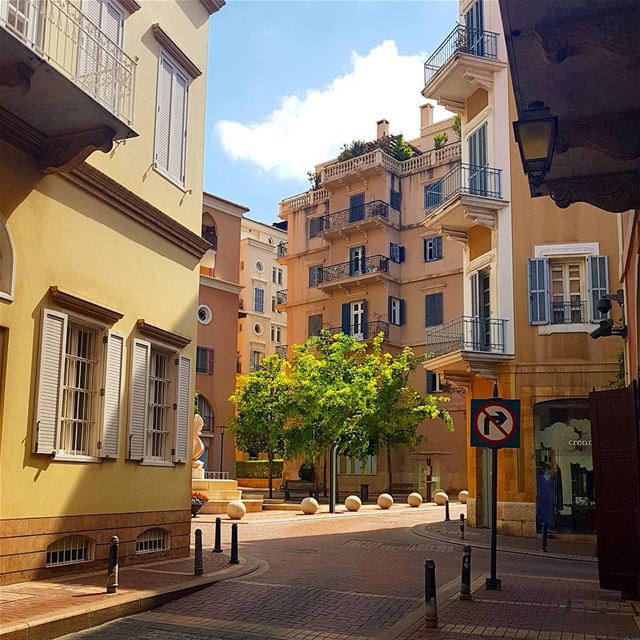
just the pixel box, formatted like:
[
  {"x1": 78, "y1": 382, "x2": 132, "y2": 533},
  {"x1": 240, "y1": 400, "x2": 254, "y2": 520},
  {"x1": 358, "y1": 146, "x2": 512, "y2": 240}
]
[
  {"x1": 46, "y1": 536, "x2": 93, "y2": 567},
  {"x1": 147, "y1": 348, "x2": 171, "y2": 459},
  {"x1": 136, "y1": 528, "x2": 169, "y2": 554}
]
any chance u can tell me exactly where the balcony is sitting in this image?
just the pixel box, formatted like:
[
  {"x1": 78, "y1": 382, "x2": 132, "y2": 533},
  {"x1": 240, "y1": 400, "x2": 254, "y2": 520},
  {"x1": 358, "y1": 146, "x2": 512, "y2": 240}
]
[
  {"x1": 0, "y1": 0, "x2": 137, "y2": 172},
  {"x1": 319, "y1": 200, "x2": 397, "y2": 240},
  {"x1": 315, "y1": 255, "x2": 391, "y2": 292},
  {"x1": 422, "y1": 24, "x2": 504, "y2": 112},
  {"x1": 422, "y1": 162, "x2": 508, "y2": 241},
  {"x1": 279, "y1": 187, "x2": 330, "y2": 216},
  {"x1": 425, "y1": 316, "x2": 512, "y2": 381},
  {"x1": 328, "y1": 321, "x2": 389, "y2": 342},
  {"x1": 550, "y1": 301, "x2": 588, "y2": 325},
  {"x1": 275, "y1": 289, "x2": 287, "y2": 306},
  {"x1": 276, "y1": 241, "x2": 288, "y2": 260}
]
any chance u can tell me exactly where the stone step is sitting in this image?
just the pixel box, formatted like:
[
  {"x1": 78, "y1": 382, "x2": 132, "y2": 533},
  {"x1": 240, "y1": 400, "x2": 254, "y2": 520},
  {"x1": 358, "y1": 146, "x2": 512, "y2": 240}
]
[
  {"x1": 263, "y1": 498, "x2": 285, "y2": 504},
  {"x1": 200, "y1": 498, "x2": 263, "y2": 515},
  {"x1": 192, "y1": 479, "x2": 239, "y2": 492}
]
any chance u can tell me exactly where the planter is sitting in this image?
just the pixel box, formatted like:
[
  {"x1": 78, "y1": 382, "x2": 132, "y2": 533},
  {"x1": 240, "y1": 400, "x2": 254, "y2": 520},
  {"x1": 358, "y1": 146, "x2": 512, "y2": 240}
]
[{"x1": 191, "y1": 503, "x2": 204, "y2": 517}]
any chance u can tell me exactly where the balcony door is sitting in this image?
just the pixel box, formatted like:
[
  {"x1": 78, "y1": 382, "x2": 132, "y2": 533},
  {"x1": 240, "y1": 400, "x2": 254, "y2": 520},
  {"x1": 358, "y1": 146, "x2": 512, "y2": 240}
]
[
  {"x1": 349, "y1": 193, "x2": 365, "y2": 223},
  {"x1": 468, "y1": 123, "x2": 488, "y2": 196},
  {"x1": 351, "y1": 301, "x2": 365, "y2": 340},
  {"x1": 550, "y1": 260, "x2": 585, "y2": 324},
  {"x1": 464, "y1": 0, "x2": 485, "y2": 56},
  {"x1": 2, "y1": 0, "x2": 41, "y2": 41},
  {"x1": 349, "y1": 246, "x2": 365, "y2": 276},
  {"x1": 471, "y1": 268, "x2": 491, "y2": 350}
]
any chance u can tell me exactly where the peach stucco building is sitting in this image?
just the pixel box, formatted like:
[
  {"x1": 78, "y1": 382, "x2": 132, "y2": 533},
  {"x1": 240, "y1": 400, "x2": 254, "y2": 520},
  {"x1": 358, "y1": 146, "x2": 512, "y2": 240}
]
[
  {"x1": 196, "y1": 193, "x2": 246, "y2": 478},
  {"x1": 421, "y1": 0, "x2": 620, "y2": 536},
  {"x1": 278, "y1": 109, "x2": 468, "y2": 498}
]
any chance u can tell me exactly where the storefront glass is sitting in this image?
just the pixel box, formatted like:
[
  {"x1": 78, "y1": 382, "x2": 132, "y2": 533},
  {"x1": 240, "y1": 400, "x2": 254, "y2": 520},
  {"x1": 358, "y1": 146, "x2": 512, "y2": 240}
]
[{"x1": 534, "y1": 399, "x2": 594, "y2": 533}]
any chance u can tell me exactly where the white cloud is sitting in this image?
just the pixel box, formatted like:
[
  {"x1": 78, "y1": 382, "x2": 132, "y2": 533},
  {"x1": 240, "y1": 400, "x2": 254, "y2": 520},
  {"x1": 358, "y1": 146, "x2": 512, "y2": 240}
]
[{"x1": 215, "y1": 40, "x2": 451, "y2": 181}]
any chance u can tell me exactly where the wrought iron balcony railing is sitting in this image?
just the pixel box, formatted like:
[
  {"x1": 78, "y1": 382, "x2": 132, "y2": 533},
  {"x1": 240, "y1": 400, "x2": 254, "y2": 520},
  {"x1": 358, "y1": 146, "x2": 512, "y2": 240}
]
[
  {"x1": 1, "y1": 0, "x2": 136, "y2": 123},
  {"x1": 276, "y1": 290, "x2": 287, "y2": 305},
  {"x1": 314, "y1": 255, "x2": 389, "y2": 287},
  {"x1": 424, "y1": 163, "x2": 502, "y2": 213},
  {"x1": 319, "y1": 200, "x2": 391, "y2": 234},
  {"x1": 551, "y1": 301, "x2": 587, "y2": 325},
  {"x1": 426, "y1": 316, "x2": 506, "y2": 358},
  {"x1": 327, "y1": 321, "x2": 389, "y2": 341},
  {"x1": 424, "y1": 24, "x2": 499, "y2": 86},
  {"x1": 276, "y1": 241, "x2": 288, "y2": 258},
  {"x1": 275, "y1": 345, "x2": 287, "y2": 357}
]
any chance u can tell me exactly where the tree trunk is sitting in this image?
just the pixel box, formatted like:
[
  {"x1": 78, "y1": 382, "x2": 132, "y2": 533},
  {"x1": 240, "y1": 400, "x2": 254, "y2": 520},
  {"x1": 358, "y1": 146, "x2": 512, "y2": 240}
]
[
  {"x1": 268, "y1": 451, "x2": 274, "y2": 500},
  {"x1": 387, "y1": 445, "x2": 393, "y2": 495}
]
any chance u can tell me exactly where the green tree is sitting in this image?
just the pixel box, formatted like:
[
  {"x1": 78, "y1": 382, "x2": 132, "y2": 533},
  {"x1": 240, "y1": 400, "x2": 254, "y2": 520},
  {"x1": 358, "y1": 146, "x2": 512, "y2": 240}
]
[
  {"x1": 229, "y1": 355, "x2": 292, "y2": 498},
  {"x1": 364, "y1": 345, "x2": 453, "y2": 493}
]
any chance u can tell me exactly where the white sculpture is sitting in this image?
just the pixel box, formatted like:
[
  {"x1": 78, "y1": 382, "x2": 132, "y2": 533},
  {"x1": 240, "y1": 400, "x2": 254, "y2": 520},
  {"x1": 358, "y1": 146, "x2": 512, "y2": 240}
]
[
  {"x1": 301, "y1": 497, "x2": 319, "y2": 515},
  {"x1": 407, "y1": 492, "x2": 423, "y2": 507},
  {"x1": 192, "y1": 414, "x2": 205, "y2": 480},
  {"x1": 434, "y1": 491, "x2": 449, "y2": 505},
  {"x1": 377, "y1": 493, "x2": 393, "y2": 509},
  {"x1": 226, "y1": 500, "x2": 246, "y2": 520},
  {"x1": 458, "y1": 490, "x2": 469, "y2": 504},
  {"x1": 345, "y1": 495, "x2": 362, "y2": 511}
]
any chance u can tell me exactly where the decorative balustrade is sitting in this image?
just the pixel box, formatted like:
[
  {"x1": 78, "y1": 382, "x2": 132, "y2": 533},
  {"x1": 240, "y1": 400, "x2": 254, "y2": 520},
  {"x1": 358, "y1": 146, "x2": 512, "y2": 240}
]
[
  {"x1": 275, "y1": 345, "x2": 287, "y2": 357},
  {"x1": 426, "y1": 316, "x2": 506, "y2": 358},
  {"x1": 276, "y1": 241, "x2": 287, "y2": 258},
  {"x1": 1, "y1": 0, "x2": 136, "y2": 123},
  {"x1": 318, "y1": 200, "x2": 390, "y2": 234},
  {"x1": 424, "y1": 162, "x2": 503, "y2": 213},
  {"x1": 424, "y1": 24, "x2": 499, "y2": 86},
  {"x1": 327, "y1": 321, "x2": 389, "y2": 341},
  {"x1": 204, "y1": 471, "x2": 230, "y2": 480},
  {"x1": 315, "y1": 255, "x2": 389, "y2": 286},
  {"x1": 276, "y1": 290, "x2": 287, "y2": 305}
]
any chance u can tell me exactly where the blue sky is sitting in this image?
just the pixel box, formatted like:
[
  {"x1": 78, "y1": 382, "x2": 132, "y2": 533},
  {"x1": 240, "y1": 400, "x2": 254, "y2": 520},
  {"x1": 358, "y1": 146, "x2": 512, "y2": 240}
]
[{"x1": 203, "y1": 1, "x2": 458, "y2": 224}]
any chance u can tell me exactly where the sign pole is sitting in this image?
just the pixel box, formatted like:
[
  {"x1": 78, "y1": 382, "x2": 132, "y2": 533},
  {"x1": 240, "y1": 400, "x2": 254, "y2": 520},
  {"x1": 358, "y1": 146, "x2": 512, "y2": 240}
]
[
  {"x1": 486, "y1": 446, "x2": 501, "y2": 590},
  {"x1": 329, "y1": 443, "x2": 338, "y2": 513}
]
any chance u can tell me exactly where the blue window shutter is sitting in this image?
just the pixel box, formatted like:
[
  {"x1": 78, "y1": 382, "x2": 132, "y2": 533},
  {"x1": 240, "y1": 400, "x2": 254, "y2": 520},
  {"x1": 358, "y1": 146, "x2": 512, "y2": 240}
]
[
  {"x1": 435, "y1": 236, "x2": 443, "y2": 259},
  {"x1": 425, "y1": 293, "x2": 443, "y2": 326},
  {"x1": 423, "y1": 238, "x2": 428, "y2": 262},
  {"x1": 587, "y1": 255, "x2": 609, "y2": 322},
  {"x1": 349, "y1": 193, "x2": 365, "y2": 222},
  {"x1": 362, "y1": 301, "x2": 369, "y2": 338},
  {"x1": 399, "y1": 245, "x2": 405, "y2": 263},
  {"x1": 341, "y1": 304, "x2": 350, "y2": 334},
  {"x1": 400, "y1": 299, "x2": 406, "y2": 326},
  {"x1": 388, "y1": 296, "x2": 392, "y2": 324},
  {"x1": 390, "y1": 242, "x2": 398, "y2": 262},
  {"x1": 528, "y1": 258, "x2": 549, "y2": 325}
]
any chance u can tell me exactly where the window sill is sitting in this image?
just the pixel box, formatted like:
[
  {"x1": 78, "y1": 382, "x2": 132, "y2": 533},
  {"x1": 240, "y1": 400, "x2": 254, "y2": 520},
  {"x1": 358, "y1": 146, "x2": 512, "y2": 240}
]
[
  {"x1": 139, "y1": 459, "x2": 176, "y2": 467},
  {"x1": 53, "y1": 452, "x2": 101, "y2": 463},
  {"x1": 0, "y1": 291, "x2": 14, "y2": 303},
  {"x1": 537, "y1": 323, "x2": 594, "y2": 335},
  {"x1": 152, "y1": 164, "x2": 188, "y2": 193}
]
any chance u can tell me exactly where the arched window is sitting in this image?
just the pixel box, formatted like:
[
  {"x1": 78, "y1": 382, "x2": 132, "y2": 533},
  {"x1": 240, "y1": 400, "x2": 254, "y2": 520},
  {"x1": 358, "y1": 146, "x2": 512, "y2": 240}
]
[
  {"x1": 196, "y1": 394, "x2": 214, "y2": 433},
  {"x1": 0, "y1": 217, "x2": 15, "y2": 301},
  {"x1": 46, "y1": 535, "x2": 94, "y2": 567},
  {"x1": 201, "y1": 213, "x2": 218, "y2": 250},
  {"x1": 136, "y1": 528, "x2": 170, "y2": 554}
]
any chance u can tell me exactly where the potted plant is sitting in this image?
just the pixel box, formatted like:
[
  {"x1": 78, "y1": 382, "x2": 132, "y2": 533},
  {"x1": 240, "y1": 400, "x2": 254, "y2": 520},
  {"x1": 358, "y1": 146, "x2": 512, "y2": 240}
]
[{"x1": 191, "y1": 492, "x2": 208, "y2": 517}]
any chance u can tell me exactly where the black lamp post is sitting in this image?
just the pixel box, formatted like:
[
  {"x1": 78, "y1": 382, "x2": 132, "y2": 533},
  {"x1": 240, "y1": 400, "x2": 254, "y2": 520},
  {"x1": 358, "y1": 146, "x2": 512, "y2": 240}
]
[
  {"x1": 218, "y1": 425, "x2": 226, "y2": 473},
  {"x1": 513, "y1": 102, "x2": 558, "y2": 191}
]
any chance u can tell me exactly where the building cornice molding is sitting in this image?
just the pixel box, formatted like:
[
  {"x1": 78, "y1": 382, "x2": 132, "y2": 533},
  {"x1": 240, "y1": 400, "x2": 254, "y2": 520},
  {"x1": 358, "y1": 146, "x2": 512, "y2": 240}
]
[
  {"x1": 64, "y1": 163, "x2": 210, "y2": 258},
  {"x1": 199, "y1": 0, "x2": 226, "y2": 15},
  {"x1": 50, "y1": 286, "x2": 124, "y2": 324},
  {"x1": 120, "y1": 0, "x2": 141, "y2": 13},
  {"x1": 152, "y1": 24, "x2": 202, "y2": 78},
  {"x1": 137, "y1": 319, "x2": 191, "y2": 349},
  {"x1": 203, "y1": 192, "x2": 249, "y2": 217},
  {"x1": 199, "y1": 275, "x2": 243, "y2": 295}
]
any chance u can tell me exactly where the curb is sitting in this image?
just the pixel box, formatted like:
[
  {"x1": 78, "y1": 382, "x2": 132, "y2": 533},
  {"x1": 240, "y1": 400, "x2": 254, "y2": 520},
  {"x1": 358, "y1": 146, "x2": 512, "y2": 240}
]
[
  {"x1": 0, "y1": 554, "x2": 262, "y2": 640},
  {"x1": 411, "y1": 524, "x2": 597, "y2": 563}
]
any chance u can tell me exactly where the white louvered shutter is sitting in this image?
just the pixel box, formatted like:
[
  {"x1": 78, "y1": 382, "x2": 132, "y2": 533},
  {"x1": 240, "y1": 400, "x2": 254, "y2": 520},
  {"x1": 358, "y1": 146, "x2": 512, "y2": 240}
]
[
  {"x1": 169, "y1": 70, "x2": 188, "y2": 184},
  {"x1": 78, "y1": 0, "x2": 102, "y2": 88},
  {"x1": 100, "y1": 331, "x2": 124, "y2": 459},
  {"x1": 34, "y1": 310, "x2": 68, "y2": 454},
  {"x1": 128, "y1": 339, "x2": 150, "y2": 460},
  {"x1": 99, "y1": 1, "x2": 124, "y2": 112},
  {"x1": 155, "y1": 54, "x2": 174, "y2": 174},
  {"x1": 174, "y1": 355, "x2": 191, "y2": 463}
]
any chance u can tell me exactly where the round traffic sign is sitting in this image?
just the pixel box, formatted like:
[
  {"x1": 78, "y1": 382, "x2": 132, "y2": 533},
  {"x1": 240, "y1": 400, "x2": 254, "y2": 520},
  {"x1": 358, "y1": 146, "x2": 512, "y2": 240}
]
[{"x1": 473, "y1": 402, "x2": 517, "y2": 445}]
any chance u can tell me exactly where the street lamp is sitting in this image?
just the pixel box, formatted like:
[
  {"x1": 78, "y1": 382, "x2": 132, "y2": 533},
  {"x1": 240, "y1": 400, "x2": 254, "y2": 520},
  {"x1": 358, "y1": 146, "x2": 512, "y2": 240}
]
[{"x1": 513, "y1": 102, "x2": 558, "y2": 190}]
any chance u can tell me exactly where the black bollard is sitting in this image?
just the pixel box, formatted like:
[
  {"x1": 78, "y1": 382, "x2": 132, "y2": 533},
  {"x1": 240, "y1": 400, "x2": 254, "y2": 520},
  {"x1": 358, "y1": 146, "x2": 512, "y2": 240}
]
[
  {"x1": 424, "y1": 559, "x2": 438, "y2": 629},
  {"x1": 459, "y1": 513, "x2": 465, "y2": 540},
  {"x1": 229, "y1": 523, "x2": 240, "y2": 565},
  {"x1": 213, "y1": 517, "x2": 222, "y2": 553},
  {"x1": 541, "y1": 522, "x2": 549, "y2": 552},
  {"x1": 460, "y1": 546, "x2": 472, "y2": 600},
  {"x1": 194, "y1": 528, "x2": 203, "y2": 576},
  {"x1": 106, "y1": 536, "x2": 119, "y2": 594},
  {"x1": 444, "y1": 498, "x2": 450, "y2": 522}
]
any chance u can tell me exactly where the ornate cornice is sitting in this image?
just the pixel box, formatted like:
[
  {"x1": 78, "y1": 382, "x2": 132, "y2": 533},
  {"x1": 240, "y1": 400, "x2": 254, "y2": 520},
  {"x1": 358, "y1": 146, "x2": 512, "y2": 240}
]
[
  {"x1": 152, "y1": 24, "x2": 202, "y2": 78},
  {"x1": 547, "y1": 171, "x2": 640, "y2": 213},
  {"x1": 137, "y1": 319, "x2": 191, "y2": 349},
  {"x1": 119, "y1": 0, "x2": 141, "y2": 13},
  {"x1": 199, "y1": 0, "x2": 225, "y2": 15},
  {"x1": 64, "y1": 163, "x2": 210, "y2": 258},
  {"x1": 50, "y1": 286, "x2": 124, "y2": 324}
]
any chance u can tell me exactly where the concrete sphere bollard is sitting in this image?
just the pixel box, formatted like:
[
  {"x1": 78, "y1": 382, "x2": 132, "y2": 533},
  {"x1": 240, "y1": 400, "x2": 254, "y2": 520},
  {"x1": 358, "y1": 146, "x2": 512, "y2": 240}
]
[
  {"x1": 407, "y1": 492, "x2": 423, "y2": 507},
  {"x1": 301, "y1": 497, "x2": 319, "y2": 515},
  {"x1": 377, "y1": 493, "x2": 393, "y2": 509},
  {"x1": 458, "y1": 490, "x2": 469, "y2": 504},
  {"x1": 226, "y1": 500, "x2": 246, "y2": 520},
  {"x1": 344, "y1": 495, "x2": 362, "y2": 512},
  {"x1": 434, "y1": 491, "x2": 449, "y2": 506}
]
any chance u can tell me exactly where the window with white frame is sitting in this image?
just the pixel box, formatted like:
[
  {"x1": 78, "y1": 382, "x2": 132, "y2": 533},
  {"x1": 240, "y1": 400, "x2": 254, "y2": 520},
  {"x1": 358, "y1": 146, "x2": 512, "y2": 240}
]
[
  {"x1": 340, "y1": 455, "x2": 377, "y2": 475},
  {"x1": 426, "y1": 370, "x2": 441, "y2": 394},
  {"x1": 271, "y1": 295, "x2": 276, "y2": 313},
  {"x1": 33, "y1": 309, "x2": 124, "y2": 460},
  {"x1": 154, "y1": 50, "x2": 190, "y2": 186},
  {"x1": 528, "y1": 254, "x2": 609, "y2": 326},
  {"x1": 136, "y1": 528, "x2": 169, "y2": 554},
  {"x1": 423, "y1": 236, "x2": 443, "y2": 262},
  {"x1": 1, "y1": 213, "x2": 15, "y2": 300},
  {"x1": 250, "y1": 350, "x2": 264, "y2": 372},
  {"x1": 271, "y1": 325, "x2": 282, "y2": 343},
  {"x1": 388, "y1": 296, "x2": 403, "y2": 326},
  {"x1": 147, "y1": 347, "x2": 172, "y2": 460},
  {"x1": 272, "y1": 266, "x2": 283, "y2": 285},
  {"x1": 253, "y1": 285, "x2": 265, "y2": 313},
  {"x1": 46, "y1": 535, "x2": 94, "y2": 567}
]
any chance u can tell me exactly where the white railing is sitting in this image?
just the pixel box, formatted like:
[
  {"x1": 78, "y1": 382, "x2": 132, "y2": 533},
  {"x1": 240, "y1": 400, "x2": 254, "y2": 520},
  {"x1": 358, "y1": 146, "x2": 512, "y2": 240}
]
[
  {"x1": 204, "y1": 471, "x2": 230, "y2": 480},
  {"x1": 311, "y1": 187, "x2": 330, "y2": 204},
  {"x1": 0, "y1": 0, "x2": 136, "y2": 124}
]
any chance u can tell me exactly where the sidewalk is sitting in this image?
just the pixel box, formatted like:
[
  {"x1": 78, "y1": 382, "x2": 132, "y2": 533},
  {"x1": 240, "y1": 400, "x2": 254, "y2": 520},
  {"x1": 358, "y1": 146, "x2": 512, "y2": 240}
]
[
  {"x1": 0, "y1": 550, "x2": 260, "y2": 640},
  {"x1": 391, "y1": 575, "x2": 640, "y2": 640},
  {"x1": 412, "y1": 519, "x2": 597, "y2": 561}
]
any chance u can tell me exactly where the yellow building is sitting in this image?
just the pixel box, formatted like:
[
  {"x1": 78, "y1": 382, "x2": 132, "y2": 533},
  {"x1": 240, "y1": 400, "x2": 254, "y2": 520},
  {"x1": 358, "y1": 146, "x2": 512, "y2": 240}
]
[
  {"x1": 278, "y1": 111, "x2": 468, "y2": 499},
  {"x1": 422, "y1": 0, "x2": 620, "y2": 536},
  {"x1": 0, "y1": 0, "x2": 224, "y2": 584}
]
